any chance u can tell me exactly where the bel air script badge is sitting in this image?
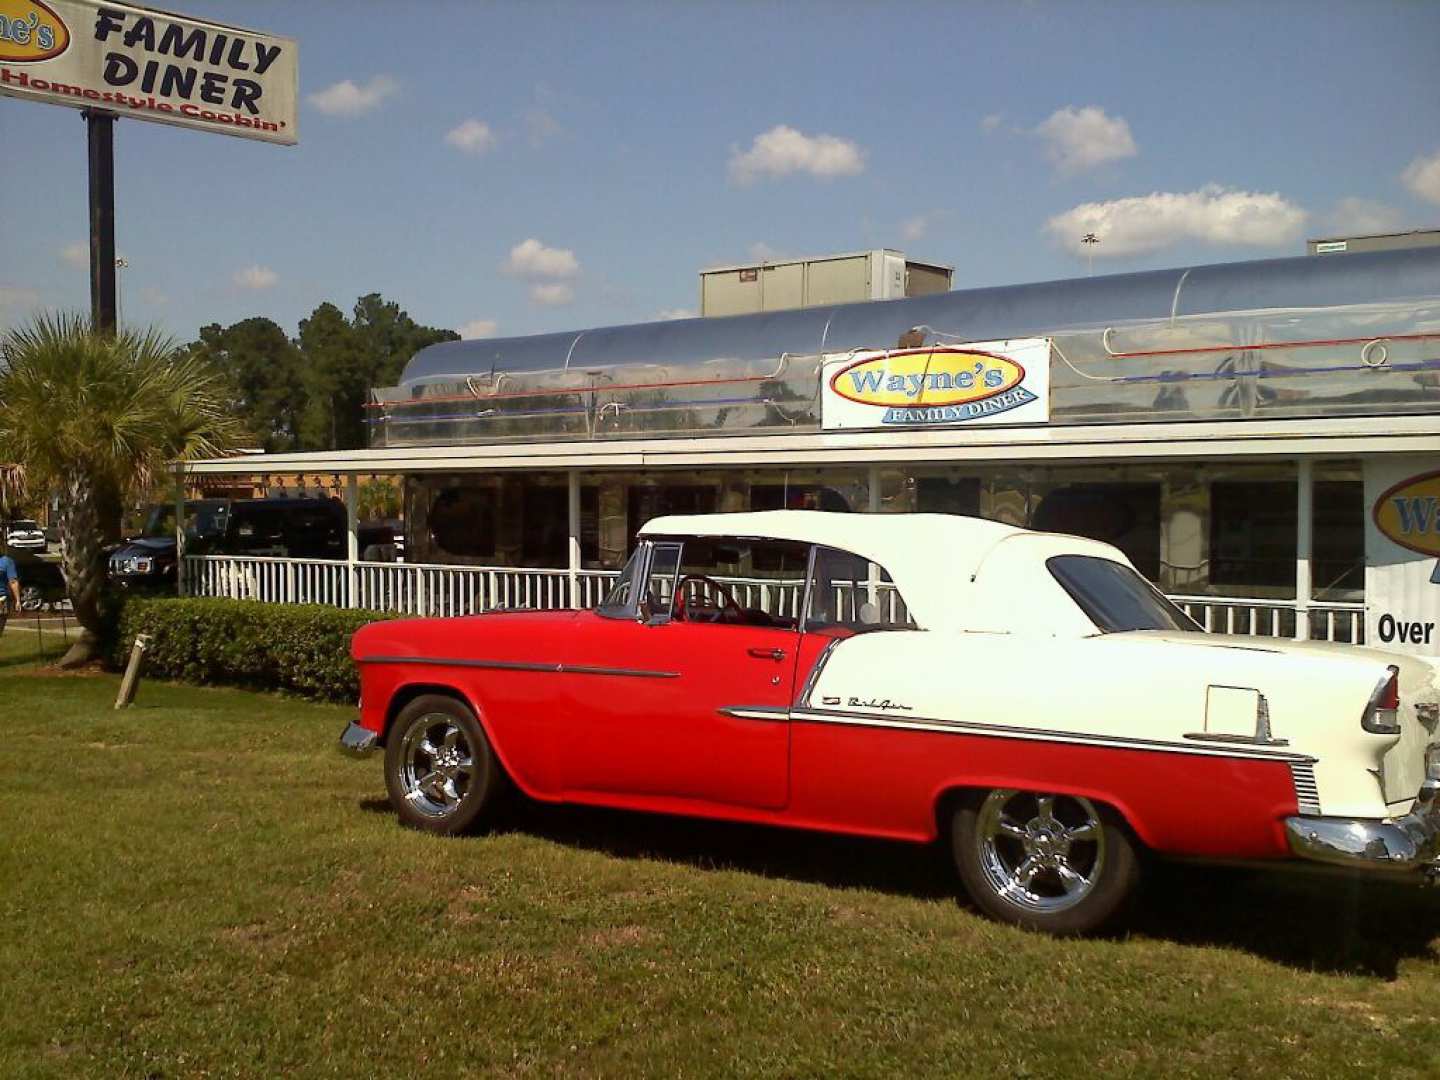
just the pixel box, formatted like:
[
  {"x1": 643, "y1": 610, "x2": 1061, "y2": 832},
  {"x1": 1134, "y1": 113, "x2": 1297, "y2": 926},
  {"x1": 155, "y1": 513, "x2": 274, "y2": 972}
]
[{"x1": 822, "y1": 695, "x2": 913, "y2": 712}]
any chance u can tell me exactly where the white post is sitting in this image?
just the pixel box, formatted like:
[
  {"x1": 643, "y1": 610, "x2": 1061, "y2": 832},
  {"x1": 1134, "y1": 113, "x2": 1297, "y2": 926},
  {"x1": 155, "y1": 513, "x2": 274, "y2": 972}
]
[
  {"x1": 173, "y1": 468, "x2": 187, "y2": 596},
  {"x1": 1295, "y1": 458, "x2": 1313, "y2": 641},
  {"x1": 866, "y1": 465, "x2": 882, "y2": 610},
  {"x1": 345, "y1": 474, "x2": 359, "y2": 609},
  {"x1": 567, "y1": 470, "x2": 581, "y2": 609}
]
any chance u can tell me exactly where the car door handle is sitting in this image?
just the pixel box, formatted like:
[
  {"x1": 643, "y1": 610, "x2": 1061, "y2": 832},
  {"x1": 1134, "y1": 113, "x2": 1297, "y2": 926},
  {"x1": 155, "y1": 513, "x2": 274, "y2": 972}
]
[{"x1": 747, "y1": 647, "x2": 786, "y2": 661}]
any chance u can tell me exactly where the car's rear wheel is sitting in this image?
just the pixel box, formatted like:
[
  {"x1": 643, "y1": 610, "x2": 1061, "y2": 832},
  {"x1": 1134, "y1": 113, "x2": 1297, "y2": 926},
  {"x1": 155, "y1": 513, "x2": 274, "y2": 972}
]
[
  {"x1": 384, "y1": 694, "x2": 505, "y2": 835},
  {"x1": 950, "y1": 788, "x2": 1139, "y2": 935}
]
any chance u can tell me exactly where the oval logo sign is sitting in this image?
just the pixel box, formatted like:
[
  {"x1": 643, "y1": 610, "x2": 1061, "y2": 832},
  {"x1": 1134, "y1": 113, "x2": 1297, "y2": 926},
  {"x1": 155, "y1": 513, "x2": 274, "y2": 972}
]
[
  {"x1": 1373, "y1": 470, "x2": 1440, "y2": 557},
  {"x1": 0, "y1": 0, "x2": 70, "y2": 62},
  {"x1": 830, "y1": 348, "x2": 1027, "y2": 409}
]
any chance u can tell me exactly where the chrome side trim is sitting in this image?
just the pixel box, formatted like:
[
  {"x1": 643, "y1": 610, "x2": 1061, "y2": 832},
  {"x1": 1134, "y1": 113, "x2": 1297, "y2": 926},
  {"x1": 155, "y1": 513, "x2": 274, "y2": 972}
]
[
  {"x1": 1183, "y1": 731, "x2": 1290, "y2": 748},
  {"x1": 339, "y1": 722, "x2": 379, "y2": 758},
  {"x1": 788, "y1": 706, "x2": 1317, "y2": 763},
  {"x1": 1285, "y1": 779, "x2": 1440, "y2": 877},
  {"x1": 357, "y1": 655, "x2": 679, "y2": 679},
  {"x1": 717, "y1": 706, "x2": 790, "y2": 723},
  {"x1": 1290, "y1": 761, "x2": 1322, "y2": 815},
  {"x1": 796, "y1": 637, "x2": 842, "y2": 708}
]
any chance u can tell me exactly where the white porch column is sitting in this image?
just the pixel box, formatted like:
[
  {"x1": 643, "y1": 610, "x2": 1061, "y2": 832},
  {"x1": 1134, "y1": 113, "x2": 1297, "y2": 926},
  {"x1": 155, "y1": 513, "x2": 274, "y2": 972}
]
[
  {"x1": 345, "y1": 474, "x2": 359, "y2": 609},
  {"x1": 173, "y1": 467, "x2": 187, "y2": 596},
  {"x1": 567, "y1": 470, "x2": 581, "y2": 608},
  {"x1": 1295, "y1": 458, "x2": 1313, "y2": 640}
]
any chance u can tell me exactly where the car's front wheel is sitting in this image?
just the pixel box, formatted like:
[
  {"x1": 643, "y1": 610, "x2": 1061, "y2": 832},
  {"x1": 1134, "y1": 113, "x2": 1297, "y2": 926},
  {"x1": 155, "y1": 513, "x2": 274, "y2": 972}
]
[
  {"x1": 950, "y1": 788, "x2": 1139, "y2": 935},
  {"x1": 384, "y1": 694, "x2": 506, "y2": 835}
]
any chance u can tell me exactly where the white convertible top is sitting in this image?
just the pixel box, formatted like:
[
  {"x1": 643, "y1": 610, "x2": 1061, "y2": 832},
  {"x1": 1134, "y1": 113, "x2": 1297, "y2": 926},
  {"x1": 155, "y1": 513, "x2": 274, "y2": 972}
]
[{"x1": 640, "y1": 510, "x2": 1132, "y2": 636}]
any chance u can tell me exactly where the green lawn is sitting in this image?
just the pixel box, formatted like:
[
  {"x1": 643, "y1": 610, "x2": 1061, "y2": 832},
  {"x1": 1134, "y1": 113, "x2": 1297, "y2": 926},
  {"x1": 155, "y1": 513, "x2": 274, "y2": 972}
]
[{"x1": 3, "y1": 652, "x2": 1440, "y2": 1078}]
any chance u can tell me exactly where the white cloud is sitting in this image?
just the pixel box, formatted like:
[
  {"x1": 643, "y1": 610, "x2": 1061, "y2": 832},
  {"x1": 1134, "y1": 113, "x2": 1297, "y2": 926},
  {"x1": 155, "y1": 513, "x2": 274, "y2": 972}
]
[
  {"x1": 747, "y1": 242, "x2": 782, "y2": 262},
  {"x1": 308, "y1": 74, "x2": 398, "y2": 116},
  {"x1": 654, "y1": 307, "x2": 695, "y2": 321},
  {"x1": 1324, "y1": 197, "x2": 1406, "y2": 237},
  {"x1": 458, "y1": 318, "x2": 499, "y2": 339},
  {"x1": 1401, "y1": 148, "x2": 1440, "y2": 205},
  {"x1": 60, "y1": 242, "x2": 88, "y2": 268},
  {"x1": 1034, "y1": 106, "x2": 1137, "y2": 174},
  {"x1": 138, "y1": 287, "x2": 169, "y2": 307},
  {"x1": 233, "y1": 265, "x2": 278, "y2": 290},
  {"x1": 529, "y1": 282, "x2": 574, "y2": 306},
  {"x1": 728, "y1": 125, "x2": 866, "y2": 185},
  {"x1": 445, "y1": 118, "x2": 497, "y2": 155},
  {"x1": 1045, "y1": 185, "x2": 1307, "y2": 257},
  {"x1": 504, "y1": 238, "x2": 579, "y2": 279},
  {"x1": 980, "y1": 113, "x2": 1003, "y2": 133}
]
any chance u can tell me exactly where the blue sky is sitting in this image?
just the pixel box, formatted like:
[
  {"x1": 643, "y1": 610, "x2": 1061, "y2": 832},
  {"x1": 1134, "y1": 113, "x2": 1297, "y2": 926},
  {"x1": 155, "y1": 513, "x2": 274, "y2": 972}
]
[{"x1": 3, "y1": 0, "x2": 1439, "y2": 347}]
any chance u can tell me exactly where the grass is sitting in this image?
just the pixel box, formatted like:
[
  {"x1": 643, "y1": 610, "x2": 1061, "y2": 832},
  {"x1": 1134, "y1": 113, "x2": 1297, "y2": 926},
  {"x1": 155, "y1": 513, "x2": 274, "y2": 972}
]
[{"x1": 2, "y1": 651, "x2": 1440, "y2": 1078}]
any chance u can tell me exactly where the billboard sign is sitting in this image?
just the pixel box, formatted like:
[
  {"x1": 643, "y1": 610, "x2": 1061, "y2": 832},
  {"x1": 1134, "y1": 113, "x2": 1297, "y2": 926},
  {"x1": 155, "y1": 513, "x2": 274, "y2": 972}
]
[
  {"x1": 0, "y1": 0, "x2": 297, "y2": 143},
  {"x1": 1365, "y1": 459, "x2": 1439, "y2": 656},
  {"x1": 821, "y1": 339, "x2": 1051, "y2": 430}
]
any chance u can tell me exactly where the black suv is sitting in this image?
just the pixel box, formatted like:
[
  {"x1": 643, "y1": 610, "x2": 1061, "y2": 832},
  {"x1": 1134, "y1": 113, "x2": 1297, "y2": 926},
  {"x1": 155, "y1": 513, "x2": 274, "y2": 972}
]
[{"x1": 108, "y1": 497, "x2": 396, "y2": 590}]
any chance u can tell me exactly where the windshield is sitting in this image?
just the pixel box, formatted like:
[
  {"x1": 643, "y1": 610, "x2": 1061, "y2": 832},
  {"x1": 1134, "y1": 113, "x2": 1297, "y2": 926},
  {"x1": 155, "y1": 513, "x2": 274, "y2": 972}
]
[
  {"x1": 1047, "y1": 555, "x2": 1199, "y2": 633},
  {"x1": 596, "y1": 545, "x2": 646, "y2": 618},
  {"x1": 143, "y1": 502, "x2": 228, "y2": 540},
  {"x1": 9, "y1": 520, "x2": 38, "y2": 531}
]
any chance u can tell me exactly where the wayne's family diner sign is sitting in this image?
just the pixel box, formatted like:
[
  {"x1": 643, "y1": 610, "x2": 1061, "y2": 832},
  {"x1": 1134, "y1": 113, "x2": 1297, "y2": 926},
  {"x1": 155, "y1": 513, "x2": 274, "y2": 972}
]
[
  {"x1": 0, "y1": 0, "x2": 296, "y2": 143},
  {"x1": 821, "y1": 339, "x2": 1052, "y2": 430}
]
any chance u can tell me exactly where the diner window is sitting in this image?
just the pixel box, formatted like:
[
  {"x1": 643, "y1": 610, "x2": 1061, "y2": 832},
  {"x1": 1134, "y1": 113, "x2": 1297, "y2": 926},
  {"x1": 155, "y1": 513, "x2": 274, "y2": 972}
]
[
  {"x1": 627, "y1": 485, "x2": 717, "y2": 541},
  {"x1": 750, "y1": 484, "x2": 853, "y2": 513},
  {"x1": 1314, "y1": 480, "x2": 1364, "y2": 596},
  {"x1": 804, "y1": 546, "x2": 914, "y2": 632},
  {"x1": 915, "y1": 476, "x2": 981, "y2": 516},
  {"x1": 1030, "y1": 483, "x2": 1161, "y2": 580},
  {"x1": 429, "y1": 487, "x2": 498, "y2": 558},
  {"x1": 1209, "y1": 481, "x2": 1295, "y2": 590},
  {"x1": 522, "y1": 487, "x2": 567, "y2": 566}
]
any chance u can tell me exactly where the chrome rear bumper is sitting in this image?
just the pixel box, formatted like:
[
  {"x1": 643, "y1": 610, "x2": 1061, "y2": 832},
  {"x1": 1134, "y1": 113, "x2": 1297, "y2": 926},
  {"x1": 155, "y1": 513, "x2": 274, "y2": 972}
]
[
  {"x1": 339, "y1": 722, "x2": 379, "y2": 758},
  {"x1": 1285, "y1": 779, "x2": 1440, "y2": 879}
]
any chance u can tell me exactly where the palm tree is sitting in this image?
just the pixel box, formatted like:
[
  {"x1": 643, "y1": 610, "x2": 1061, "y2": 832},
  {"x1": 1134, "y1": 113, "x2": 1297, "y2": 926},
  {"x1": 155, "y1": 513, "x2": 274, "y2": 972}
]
[{"x1": 0, "y1": 314, "x2": 246, "y2": 666}]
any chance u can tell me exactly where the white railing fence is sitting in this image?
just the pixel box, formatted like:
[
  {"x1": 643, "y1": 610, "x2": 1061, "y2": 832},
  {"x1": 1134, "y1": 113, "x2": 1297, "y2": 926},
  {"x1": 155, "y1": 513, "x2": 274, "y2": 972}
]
[
  {"x1": 183, "y1": 556, "x2": 1363, "y2": 644},
  {"x1": 1168, "y1": 595, "x2": 1365, "y2": 645}
]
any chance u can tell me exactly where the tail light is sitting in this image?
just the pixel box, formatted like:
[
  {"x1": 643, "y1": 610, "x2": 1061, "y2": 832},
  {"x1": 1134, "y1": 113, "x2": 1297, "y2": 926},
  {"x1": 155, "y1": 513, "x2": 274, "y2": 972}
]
[{"x1": 1362, "y1": 665, "x2": 1402, "y2": 735}]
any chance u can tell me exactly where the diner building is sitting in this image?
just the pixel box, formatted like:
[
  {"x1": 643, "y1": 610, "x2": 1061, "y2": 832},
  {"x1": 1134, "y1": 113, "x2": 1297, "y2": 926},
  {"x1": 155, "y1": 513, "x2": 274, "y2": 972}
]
[{"x1": 183, "y1": 247, "x2": 1440, "y2": 655}]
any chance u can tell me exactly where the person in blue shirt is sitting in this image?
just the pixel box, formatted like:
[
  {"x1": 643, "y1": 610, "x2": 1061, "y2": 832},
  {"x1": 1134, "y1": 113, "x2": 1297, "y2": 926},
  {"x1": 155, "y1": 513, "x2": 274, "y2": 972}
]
[{"x1": 0, "y1": 545, "x2": 17, "y2": 632}]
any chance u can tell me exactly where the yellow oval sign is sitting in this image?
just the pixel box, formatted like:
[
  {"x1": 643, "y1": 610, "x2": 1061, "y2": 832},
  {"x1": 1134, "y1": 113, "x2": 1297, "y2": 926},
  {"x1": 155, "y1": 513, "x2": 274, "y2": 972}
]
[
  {"x1": 829, "y1": 348, "x2": 1027, "y2": 409},
  {"x1": 1373, "y1": 470, "x2": 1440, "y2": 557},
  {"x1": 0, "y1": 0, "x2": 70, "y2": 62}
]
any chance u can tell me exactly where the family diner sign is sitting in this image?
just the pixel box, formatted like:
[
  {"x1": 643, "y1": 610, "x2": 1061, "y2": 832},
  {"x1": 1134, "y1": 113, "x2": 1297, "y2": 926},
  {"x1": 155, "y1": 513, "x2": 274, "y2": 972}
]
[
  {"x1": 821, "y1": 339, "x2": 1051, "y2": 430},
  {"x1": 0, "y1": 0, "x2": 296, "y2": 143}
]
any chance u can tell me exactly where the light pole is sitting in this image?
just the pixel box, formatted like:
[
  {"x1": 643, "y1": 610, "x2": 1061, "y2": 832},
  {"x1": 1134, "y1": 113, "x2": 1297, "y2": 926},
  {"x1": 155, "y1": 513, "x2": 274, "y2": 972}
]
[
  {"x1": 114, "y1": 256, "x2": 129, "y2": 328},
  {"x1": 1081, "y1": 233, "x2": 1099, "y2": 276}
]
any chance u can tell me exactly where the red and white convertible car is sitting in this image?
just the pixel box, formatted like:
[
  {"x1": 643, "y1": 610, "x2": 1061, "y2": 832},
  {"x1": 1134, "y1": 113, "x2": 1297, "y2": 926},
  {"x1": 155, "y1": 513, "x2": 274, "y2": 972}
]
[{"x1": 342, "y1": 512, "x2": 1440, "y2": 934}]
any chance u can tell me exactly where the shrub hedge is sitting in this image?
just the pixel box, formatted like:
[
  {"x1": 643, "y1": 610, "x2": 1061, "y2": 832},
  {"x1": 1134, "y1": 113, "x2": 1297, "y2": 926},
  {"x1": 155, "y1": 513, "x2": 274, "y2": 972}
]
[{"x1": 112, "y1": 596, "x2": 403, "y2": 702}]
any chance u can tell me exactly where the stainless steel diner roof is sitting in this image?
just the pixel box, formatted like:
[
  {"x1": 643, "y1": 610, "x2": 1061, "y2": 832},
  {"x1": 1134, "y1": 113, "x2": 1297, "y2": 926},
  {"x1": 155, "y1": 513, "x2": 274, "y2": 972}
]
[{"x1": 401, "y1": 248, "x2": 1440, "y2": 387}]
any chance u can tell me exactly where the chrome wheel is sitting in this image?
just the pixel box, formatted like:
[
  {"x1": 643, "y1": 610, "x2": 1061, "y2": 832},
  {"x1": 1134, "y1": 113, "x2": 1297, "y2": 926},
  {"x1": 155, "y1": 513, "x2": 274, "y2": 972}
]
[
  {"x1": 974, "y1": 789, "x2": 1105, "y2": 915},
  {"x1": 397, "y1": 713, "x2": 476, "y2": 819}
]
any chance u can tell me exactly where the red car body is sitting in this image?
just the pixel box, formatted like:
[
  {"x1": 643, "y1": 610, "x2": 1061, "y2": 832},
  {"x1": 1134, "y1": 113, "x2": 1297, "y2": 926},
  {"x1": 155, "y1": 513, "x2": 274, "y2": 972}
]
[{"x1": 350, "y1": 608, "x2": 1296, "y2": 860}]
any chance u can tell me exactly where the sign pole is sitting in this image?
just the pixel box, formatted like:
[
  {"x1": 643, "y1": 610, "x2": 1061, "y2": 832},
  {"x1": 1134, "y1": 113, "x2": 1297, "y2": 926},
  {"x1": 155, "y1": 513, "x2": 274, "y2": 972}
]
[{"x1": 84, "y1": 109, "x2": 117, "y2": 335}]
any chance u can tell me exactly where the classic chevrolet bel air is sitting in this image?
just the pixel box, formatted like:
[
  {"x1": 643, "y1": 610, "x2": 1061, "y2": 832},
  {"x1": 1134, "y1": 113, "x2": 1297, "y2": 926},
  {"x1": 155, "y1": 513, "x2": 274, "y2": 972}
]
[{"x1": 341, "y1": 511, "x2": 1440, "y2": 934}]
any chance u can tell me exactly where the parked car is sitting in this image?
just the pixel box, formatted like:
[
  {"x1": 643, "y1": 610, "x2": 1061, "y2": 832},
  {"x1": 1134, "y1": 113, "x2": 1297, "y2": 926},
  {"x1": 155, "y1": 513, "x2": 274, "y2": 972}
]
[
  {"x1": 8, "y1": 550, "x2": 67, "y2": 611},
  {"x1": 109, "y1": 497, "x2": 397, "y2": 589},
  {"x1": 340, "y1": 511, "x2": 1440, "y2": 935},
  {"x1": 3, "y1": 519, "x2": 47, "y2": 553}
]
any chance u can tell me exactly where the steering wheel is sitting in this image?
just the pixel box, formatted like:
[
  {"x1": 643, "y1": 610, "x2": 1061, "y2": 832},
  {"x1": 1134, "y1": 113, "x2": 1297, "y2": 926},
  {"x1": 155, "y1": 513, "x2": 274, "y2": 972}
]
[{"x1": 674, "y1": 574, "x2": 743, "y2": 624}]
